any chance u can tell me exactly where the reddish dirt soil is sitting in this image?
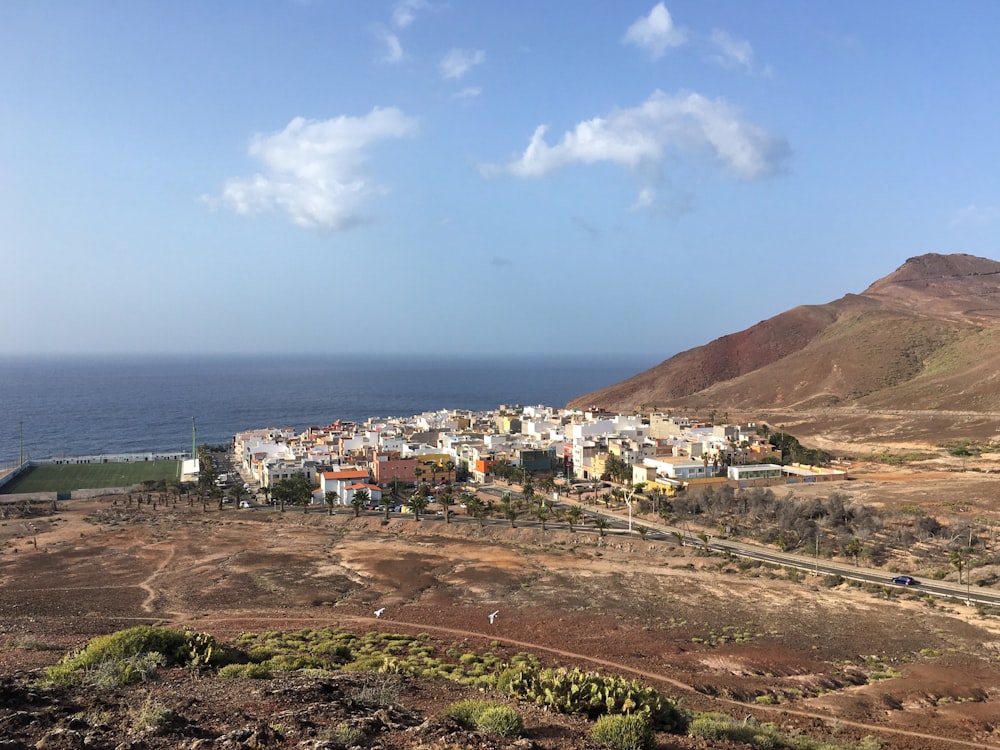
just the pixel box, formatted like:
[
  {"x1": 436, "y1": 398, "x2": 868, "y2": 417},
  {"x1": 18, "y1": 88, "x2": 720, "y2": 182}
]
[{"x1": 3, "y1": 486, "x2": 1000, "y2": 749}]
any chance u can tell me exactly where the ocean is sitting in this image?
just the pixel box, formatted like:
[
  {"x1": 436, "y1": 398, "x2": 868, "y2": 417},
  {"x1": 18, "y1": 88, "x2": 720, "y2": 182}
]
[{"x1": 0, "y1": 354, "x2": 657, "y2": 462}]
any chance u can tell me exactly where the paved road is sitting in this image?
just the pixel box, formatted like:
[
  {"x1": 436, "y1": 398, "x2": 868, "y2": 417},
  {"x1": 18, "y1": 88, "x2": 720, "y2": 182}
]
[{"x1": 564, "y1": 499, "x2": 1000, "y2": 608}]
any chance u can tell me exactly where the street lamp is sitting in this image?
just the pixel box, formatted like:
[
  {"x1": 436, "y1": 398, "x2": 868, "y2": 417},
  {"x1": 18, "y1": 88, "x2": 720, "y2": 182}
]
[{"x1": 624, "y1": 485, "x2": 639, "y2": 533}]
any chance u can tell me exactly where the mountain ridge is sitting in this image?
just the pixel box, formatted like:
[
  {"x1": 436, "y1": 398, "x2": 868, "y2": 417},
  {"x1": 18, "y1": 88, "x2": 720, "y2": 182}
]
[{"x1": 568, "y1": 253, "x2": 1000, "y2": 414}]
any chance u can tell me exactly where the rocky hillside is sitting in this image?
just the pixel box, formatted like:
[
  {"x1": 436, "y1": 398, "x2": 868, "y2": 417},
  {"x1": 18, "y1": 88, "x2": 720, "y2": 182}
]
[{"x1": 568, "y1": 253, "x2": 1000, "y2": 414}]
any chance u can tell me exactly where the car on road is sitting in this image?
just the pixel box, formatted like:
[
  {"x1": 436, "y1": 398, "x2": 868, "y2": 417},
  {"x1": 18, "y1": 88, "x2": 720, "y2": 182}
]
[{"x1": 891, "y1": 575, "x2": 919, "y2": 585}]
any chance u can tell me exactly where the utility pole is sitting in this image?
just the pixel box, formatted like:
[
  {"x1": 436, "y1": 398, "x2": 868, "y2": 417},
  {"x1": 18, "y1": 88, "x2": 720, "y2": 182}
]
[{"x1": 815, "y1": 529, "x2": 820, "y2": 575}]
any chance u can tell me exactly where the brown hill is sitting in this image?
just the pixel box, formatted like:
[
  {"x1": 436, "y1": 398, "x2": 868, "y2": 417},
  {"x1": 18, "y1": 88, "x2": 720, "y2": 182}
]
[{"x1": 568, "y1": 253, "x2": 1000, "y2": 415}]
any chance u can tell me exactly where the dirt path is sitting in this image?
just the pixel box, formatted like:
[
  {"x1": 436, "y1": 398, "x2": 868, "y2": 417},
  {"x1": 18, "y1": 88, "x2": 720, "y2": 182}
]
[
  {"x1": 5, "y1": 496, "x2": 1000, "y2": 749},
  {"x1": 139, "y1": 541, "x2": 177, "y2": 614}
]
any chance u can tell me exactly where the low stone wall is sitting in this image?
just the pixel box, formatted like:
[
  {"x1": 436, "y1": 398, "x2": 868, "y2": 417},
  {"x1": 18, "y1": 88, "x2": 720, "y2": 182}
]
[
  {"x1": 0, "y1": 491, "x2": 58, "y2": 505},
  {"x1": 70, "y1": 486, "x2": 139, "y2": 500},
  {"x1": 1, "y1": 486, "x2": 140, "y2": 505}
]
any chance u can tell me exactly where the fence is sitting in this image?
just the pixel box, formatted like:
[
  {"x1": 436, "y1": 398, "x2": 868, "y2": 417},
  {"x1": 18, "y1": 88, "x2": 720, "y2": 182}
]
[{"x1": 0, "y1": 456, "x2": 31, "y2": 491}]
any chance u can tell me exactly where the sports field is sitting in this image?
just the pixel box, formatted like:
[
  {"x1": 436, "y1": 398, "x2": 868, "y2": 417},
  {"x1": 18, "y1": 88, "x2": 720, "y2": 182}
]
[{"x1": 1, "y1": 461, "x2": 180, "y2": 494}]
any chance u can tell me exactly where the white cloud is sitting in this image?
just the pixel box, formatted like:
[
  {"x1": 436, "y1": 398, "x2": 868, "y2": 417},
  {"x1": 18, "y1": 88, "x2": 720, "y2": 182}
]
[
  {"x1": 392, "y1": 0, "x2": 430, "y2": 28},
  {"x1": 630, "y1": 187, "x2": 656, "y2": 212},
  {"x1": 379, "y1": 31, "x2": 404, "y2": 63},
  {"x1": 949, "y1": 204, "x2": 1000, "y2": 227},
  {"x1": 623, "y1": 3, "x2": 686, "y2": 60},
  {"x1": 709, "y1": 28, "x2": 753, "y2": 70},
  {"x1": 440, "y1": 48, "x2": 485, "y2": 79},
  {"x1": 452, "y1": 86, "x2": 482, "y2": 101},
  {"x1": 481, "y1": 90, "x2": 789, "y2": 209},
  {"x1": 209, "y1": 108, "x2": 417, "y2": 231}
]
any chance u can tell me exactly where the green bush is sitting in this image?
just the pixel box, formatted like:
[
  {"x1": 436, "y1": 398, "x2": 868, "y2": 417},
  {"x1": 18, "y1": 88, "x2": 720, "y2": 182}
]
[
  {"x1": 263, "y1": 653, "x2": 325, "y2": 671},
  {"x1": 329, "y1": 722, "x2": 365, "y2": 746},
  {"x1": 442, "y1": 699, "x2": 495, "y2": 726},
  {"x1": 477, "y1": 705, "x2": 523, "y2": 737},
  {"x1": 688, "y1": 711, "x2": 883, "y2": 749},
  {"x1": 591, "y1": 713, "x2": 654, "y2": 750},
  {"x1": 688, "y1": 712, "x2": 762, "y2": 743},
  {"x1": 218, "y1": 662, "x2": 272, "y2": 679},
  {"x1": 442, "y1": 700, "x2": 522, "y2": 737},
  {"x1": 42, "y1": 626, "x2": 240, "y2": 687},
  {"x1": 88, "y1": 652, "x2": 166, "y2": 688}
]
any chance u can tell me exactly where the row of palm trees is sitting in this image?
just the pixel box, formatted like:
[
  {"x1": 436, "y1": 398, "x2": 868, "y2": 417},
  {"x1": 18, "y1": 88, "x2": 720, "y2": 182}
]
[
  {"x1": 150, "y1": 467, "x2": 632, "y2": 538},
  {"x1": 315, "y1": 482, "x2": 619, "y2": 536}
]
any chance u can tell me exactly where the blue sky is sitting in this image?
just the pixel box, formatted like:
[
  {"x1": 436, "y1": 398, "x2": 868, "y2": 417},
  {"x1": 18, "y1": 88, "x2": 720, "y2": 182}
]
[{"x1": 3, "y1": 1, "x2": 999, "y2": 358}]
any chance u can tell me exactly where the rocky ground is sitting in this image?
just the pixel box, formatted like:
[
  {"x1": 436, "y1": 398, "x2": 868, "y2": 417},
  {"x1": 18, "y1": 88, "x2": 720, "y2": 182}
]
[{"x1": 2, "y1": 471, "x2": 1000, "y2": 749}]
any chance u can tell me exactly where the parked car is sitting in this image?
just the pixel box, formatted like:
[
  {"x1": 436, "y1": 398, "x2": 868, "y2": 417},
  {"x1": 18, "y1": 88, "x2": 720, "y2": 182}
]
[{"x1": 891, "y1": 575, "x2": 919, "y2": 585}]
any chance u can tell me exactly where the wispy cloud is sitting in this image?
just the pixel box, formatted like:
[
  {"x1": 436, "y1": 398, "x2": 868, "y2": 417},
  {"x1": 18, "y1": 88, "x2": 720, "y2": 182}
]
[
  {"x1": 949, "y1": 204, "x2": 1000, "y2": 227},
  {"x1": 207, "y1": 109, "x2": 417, "y2": 231},
  {"x1": 440, "y1": 48, "x2": 485, "y2": 79},
  {"x1": 708, "y1": 28, "x2": 753, "y2": 71},
  {"x1": 452, "y1": 86, "x2": 482, "y2": 101},
  {"x1": 623, "y1": 2, "x2": 686, "y2": 60},
  {"x1": 379, "y1": 31, "x2": 404, "y2": 63},
  {"x1": 392, "y1": 0, "x2": 430, "y2": 28},
  {"x1": 481, "y1": 89, "x2": 790, "y2": 212}
]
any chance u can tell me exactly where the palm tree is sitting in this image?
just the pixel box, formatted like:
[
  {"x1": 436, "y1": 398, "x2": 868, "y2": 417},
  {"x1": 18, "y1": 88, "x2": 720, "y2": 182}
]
[
  {"x1": 592, "y1": 516, "x2": 609, "y2": 537},
  {"x1": 380, "y1": 492, "x2": 394, "y2": 521},
  {"x1": 259, "y1": 485, "x2": 271, "y2": 507},
  {"x1": 500, "y1": 492, "x2": 519, "y2": 528},
  {"x1": 213, "y1": 486, "x2": 225, "y2": 511},
  {"x1": 229, "y1": 483, "x2": 246, "y2": 509},
  {"x1": 407, "y1": 493, "x2": 429, "y2": 521},
  {"x1": 438, "y1": 490, "x2": 455, "y2": 524},
  {"x1": 324, "y1": 490, "x2": 339, "y2": 516},
  {"x1": 274, "y1": 473, "x2": 313, "y2": 513},
  {"x1": 465, "y1": 496, "x2": 486, "y2": 528},
  {"x1": 521, "y1": 469, "x2": 534, "y2": 498},
  {"x1": 493, "y1": 458, "x2": 512, "y2": 484},
  {"x1": 534, "y1": 506, "x2": 549, "y2": 531},
  {"x1": 351, "y1": 489, "x2": 369, "y2": 518},
  {"x1": 565, "y1": 505, "x2": 582, "y2": 532},
  {"x1": 846, "y1": 538, "x2": 863, "y2": 567},
  {"x1": 540, "y1": 476, "x2": 556, "y2": 497}
]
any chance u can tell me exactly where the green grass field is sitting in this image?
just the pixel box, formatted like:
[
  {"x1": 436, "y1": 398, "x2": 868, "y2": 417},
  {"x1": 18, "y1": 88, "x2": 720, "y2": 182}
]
[{"x1": 1, "y1": 461, "x2": 181, "y2": 495}]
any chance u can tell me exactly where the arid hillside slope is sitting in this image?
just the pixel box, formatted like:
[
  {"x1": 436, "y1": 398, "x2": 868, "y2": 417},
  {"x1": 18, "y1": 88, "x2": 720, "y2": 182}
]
[{"x1": 569, "y1": 253, "x2": 1000, "y2": 417}]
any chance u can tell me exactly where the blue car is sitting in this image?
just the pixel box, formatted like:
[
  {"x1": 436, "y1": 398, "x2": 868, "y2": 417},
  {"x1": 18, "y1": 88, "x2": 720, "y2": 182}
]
[{"x1": 891, "y1": 575, "x2": 918, "y2": 586}]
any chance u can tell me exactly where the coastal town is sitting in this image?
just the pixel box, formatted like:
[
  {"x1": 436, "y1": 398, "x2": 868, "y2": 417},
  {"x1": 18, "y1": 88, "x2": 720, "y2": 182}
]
[{"x1": 227, "y1": 404, "x2": 846, "y2": 509}]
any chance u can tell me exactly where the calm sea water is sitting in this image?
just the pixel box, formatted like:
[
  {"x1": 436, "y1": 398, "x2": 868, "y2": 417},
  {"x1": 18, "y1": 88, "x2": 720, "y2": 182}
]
[{"x1": 0, "y1": 354, "x2": 657, "y2": 461}]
